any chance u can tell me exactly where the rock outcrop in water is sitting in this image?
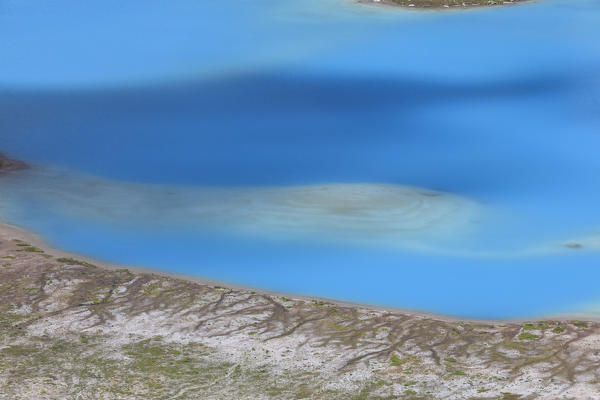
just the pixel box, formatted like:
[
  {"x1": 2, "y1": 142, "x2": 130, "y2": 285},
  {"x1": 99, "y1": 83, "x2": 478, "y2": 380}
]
[{"x1": 0, "y1": 153, "x2": 28, "y2": 176}]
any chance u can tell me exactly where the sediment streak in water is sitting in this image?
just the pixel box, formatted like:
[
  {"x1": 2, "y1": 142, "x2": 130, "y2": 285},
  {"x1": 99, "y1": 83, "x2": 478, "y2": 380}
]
[
  {"x1": 0, "y1": 167, "x2": 482, "y2": 251},
  {"x1": 3, "y1": 166, "x2": 599, "y2": 255}
]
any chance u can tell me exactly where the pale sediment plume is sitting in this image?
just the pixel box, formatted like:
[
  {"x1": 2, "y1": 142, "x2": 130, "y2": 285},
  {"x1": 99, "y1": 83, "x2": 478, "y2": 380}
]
[
  {"x1": 0, "y1": 166, "x2": 483, "y2": 251},
  {"x1": 206, "y1": 183, "x2": 481, "y2": 246},
  {"x1": 3, "y1": 164, "x2": 600, "y2": 257}
]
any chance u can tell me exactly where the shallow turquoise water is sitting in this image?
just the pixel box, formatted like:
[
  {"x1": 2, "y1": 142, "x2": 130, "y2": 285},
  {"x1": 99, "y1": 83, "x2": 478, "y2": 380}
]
[{"x1": 1, "y1": 0, "x2": 599, "y2": 319}]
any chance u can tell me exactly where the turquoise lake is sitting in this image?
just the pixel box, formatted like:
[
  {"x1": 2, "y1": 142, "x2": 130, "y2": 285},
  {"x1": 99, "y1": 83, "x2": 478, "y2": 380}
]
[{"x1": 1, "y1": 0, "x2": 599, "y2": 319}]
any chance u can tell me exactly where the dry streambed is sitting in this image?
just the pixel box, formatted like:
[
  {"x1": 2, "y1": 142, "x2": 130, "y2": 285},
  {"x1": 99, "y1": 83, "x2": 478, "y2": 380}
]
[{"x1": 1, "y1": 239, "x2": 600, "y2": 399}]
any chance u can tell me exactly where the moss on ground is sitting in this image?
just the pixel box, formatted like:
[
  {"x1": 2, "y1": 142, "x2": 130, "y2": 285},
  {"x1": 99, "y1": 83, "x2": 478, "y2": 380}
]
[{"x1": 518, "y1": 332, "x2": 540, "y2": 340}]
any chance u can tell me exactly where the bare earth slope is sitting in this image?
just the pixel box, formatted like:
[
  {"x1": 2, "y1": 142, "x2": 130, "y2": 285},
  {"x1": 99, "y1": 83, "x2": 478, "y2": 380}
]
[{"x1": 1, "y1": 234, "x2": 600, "y2": 399}]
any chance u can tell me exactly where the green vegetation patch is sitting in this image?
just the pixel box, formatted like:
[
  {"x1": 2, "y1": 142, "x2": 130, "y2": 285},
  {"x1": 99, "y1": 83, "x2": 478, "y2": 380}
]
[
  {"x1": 56, "y1": 257, "x2": 96, "y2": 268},
  {"x1": 0, "y1": 313, "x2": 25, "y2": 330},
  {"x1": 390, "y1": 354, "x2": 402, "y2": 366},
  {"x1": 518, "y1": 332, "x2": 540, "y2": 340},
  {"x1": 522, "y1": 322, "x2": 551, "y2": 331},
  {"x1": 17, "y1": 246, "x2": 44, "y2": 253},
  {"x1": 572, "y1": 321, "x2": 589, "y2": 328},
  {"x1": 352, "y1": 378, "x2": 386, "y2": 400},
  {"x1": 0, "y1": 332, "x2": 344, "y2": 399}
]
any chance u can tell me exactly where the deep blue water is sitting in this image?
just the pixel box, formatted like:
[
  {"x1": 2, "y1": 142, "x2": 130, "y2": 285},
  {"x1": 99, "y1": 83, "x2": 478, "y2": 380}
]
[{"x1": 1, "y1": 0, "x2": 599, "y2": 319}]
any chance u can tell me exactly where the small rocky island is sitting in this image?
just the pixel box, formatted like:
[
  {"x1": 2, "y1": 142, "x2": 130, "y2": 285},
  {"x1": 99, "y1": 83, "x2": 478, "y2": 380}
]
[
  {"x1": 0, "y1": 152, "x2": 28, "y2": 176},
  {"x1": 366, "y1": 0, "x2": 526, "y2": 8}
]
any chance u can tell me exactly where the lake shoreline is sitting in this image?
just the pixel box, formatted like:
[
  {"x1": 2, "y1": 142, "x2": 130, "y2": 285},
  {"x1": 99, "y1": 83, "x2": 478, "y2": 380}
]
[
  {"x1": 4, "y1": 155, "x2": 600, "y2": 398},
  {"x1": 1, "y1": 216, "x2": 598, "y2": 324},
  {"x1": 0, "y1": 154, "x2": 598, "y2": 324},
  {"x1": 2, "y1": 218, "x2": 600, "y2": 399}
]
